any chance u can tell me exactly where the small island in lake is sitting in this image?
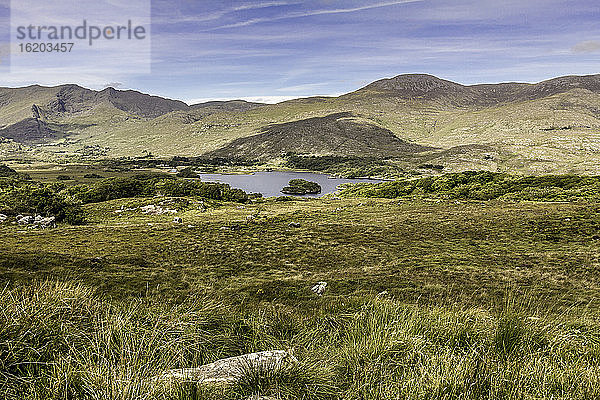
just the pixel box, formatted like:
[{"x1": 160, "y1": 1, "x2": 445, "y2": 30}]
[{"x1": 281, "y1": 179, "x2": 322, "y2": 195}]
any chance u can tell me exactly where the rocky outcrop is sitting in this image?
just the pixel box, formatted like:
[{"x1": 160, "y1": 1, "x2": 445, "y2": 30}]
[
  {"x1": 114, "y1": 204, "x2": 178, "y2": 215},
  {"x1": 140, "y1": 204, "x2": 177, "y2": 215},
  {"x1": 16, "y1": 214, "x2": 56, "y2": 228}
]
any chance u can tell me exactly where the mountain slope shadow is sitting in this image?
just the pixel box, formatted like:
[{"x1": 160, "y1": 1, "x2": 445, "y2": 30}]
[
  {"x1": 0, "y1": 118, "x2": 57, "y2": 143},
  {"x1": 208, "y1": 112, "x2": 434, "y2": 159}
]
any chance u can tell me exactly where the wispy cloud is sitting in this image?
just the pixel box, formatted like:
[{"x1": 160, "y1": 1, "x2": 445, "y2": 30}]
[
  {"x1": 571, "y1": 40, "x2": 600, "y2": 53},
  {"x1": 231, "y1": 1, "x2": 301, "y2": 12},
  {"x1": 209, "y1": 0, "x2": 423, "y2": 30},
  {"x1": 154, "y1": 1, "x2": 301, "y2": 25},
  {"x1": 275, "y1": 82, "x2": 330, "y2": 92}
]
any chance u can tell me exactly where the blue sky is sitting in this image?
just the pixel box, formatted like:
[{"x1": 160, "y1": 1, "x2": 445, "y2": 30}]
[{"x1": 1, "y1": 0, "x2": 599, "y2": 104}]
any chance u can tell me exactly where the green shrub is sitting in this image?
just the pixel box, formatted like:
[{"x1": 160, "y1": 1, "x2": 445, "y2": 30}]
[
  {"x1": 0, "y1": 181, "x2": 78, "y2": 221},
  {"x1": 0, "y1": 164, "x2": 18, "y2": 177},
  {"x1": 176, "y1": 167, "x2": 200, "y2": 179},
  {"x1": 83, "y1": 173, "x2": 104, "y2": 179},
  {"x1": 285, "y1": 154, "x2": 401, "y2": 177},
  {"x1": 281, "y1": 179, "x2": 322, "y2": 195},
  {"x1": 69, "y1": 177, "x2": 152, "y2": 203},
  {"x1": 340, "y1": 172, "x2": 600, "y2": 202},
  {"x1": 66, "y1": 174, "x2": 248, "y2": 204}
]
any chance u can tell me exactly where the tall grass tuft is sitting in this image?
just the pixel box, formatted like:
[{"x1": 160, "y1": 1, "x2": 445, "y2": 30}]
[{"x1": 2, "y1": 281, "x2": 600, "y2": 399}]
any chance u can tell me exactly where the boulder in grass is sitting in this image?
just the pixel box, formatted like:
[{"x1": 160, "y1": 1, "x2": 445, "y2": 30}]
[
  {"x1": 311, "y1": 281, "x2": 327, "y2": 296},
  {"x1": 17, "y1": 215, "x2": 35, "y2": 225},
  {"x1": 37, "y1": 216, "x2": 56, "y2": 228},
  {"x1": 155, "y1": 350, "x2": 297, "y2": 384}
]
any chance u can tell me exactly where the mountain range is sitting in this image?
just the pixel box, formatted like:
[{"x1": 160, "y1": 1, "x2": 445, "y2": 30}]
[{"x1": 2, "y1": 73, "x2": 600, "y2": 174}]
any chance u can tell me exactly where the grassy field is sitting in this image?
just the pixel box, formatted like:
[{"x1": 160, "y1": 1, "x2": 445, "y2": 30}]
[
  {"x1": 3, "y1": 196, "x2": 600, "y2": 305},
  {"x1": 2, "y1": 191, "x2": 600, "y2": 399}
]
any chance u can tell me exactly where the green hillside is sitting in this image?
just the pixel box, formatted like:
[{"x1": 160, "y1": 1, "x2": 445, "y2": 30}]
[{"x1": 3, "y1": 74, "x2": 600, "y2": 175}]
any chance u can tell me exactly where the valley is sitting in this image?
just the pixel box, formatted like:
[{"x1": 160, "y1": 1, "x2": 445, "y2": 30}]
[{"x1": 3, "y1": 74, "x2": 600, "y2": 399}]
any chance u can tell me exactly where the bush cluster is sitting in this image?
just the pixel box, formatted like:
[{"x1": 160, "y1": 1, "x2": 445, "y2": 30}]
[
  {"x1": 285, "y1": 154, "x2": 396, "y2": 178},
  {"x1": 281, "y1": 179, "x2": 322, "y2": 195},
  {"x1": 0, "y1": 180, "x2": 85, "y2": 224},
  {"x1": 340, "y1": 171, "x2": 600, "y2": 201},
  {"x1": 0, "y1": 164, "x2": 18, "y2": 177},
  {"x1": 0, "y1": 173, "x2": 248, "y2": 225},
  {"x1": 66, "y1": 174, "x2": 248, "y2": 204}
]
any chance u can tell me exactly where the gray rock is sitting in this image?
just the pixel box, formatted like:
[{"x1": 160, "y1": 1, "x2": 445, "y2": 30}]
[
  {"x1": 155, "y1": 350, "x2": 297, "y2": 384},
  {"x1": 17, "y1": 215, "x2": 35, "y2": 225},
  {"x1": 15, "y1": 214, "x2": 56, "y2": 228},
  {"x1": 0, "y1": 214, "x2": 7, "y2": 222},
  {"x1": 141, "y1": 204, "x2": 178, "y2": 215},
  {"x1": 311, "y1": 281, "x2": 327, "y2": 296},
  {"x1": 37, "y1": 216, "x2": 56, "y2": 228},
  {"x1": 288, "y1": 222, "x2": 301, "y2": 228}
]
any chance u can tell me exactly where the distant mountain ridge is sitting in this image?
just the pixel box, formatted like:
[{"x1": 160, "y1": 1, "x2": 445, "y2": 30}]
[
  {"x1": 3, "y1": 73, "x2": 600, "y2": 175},
  {"x1": 0, "y1": 84, "x2": 268, "y2": 145},
  {"x1": 3, "y1": 74, "x2": 600, "y2": 127},
  {"x1": 357, "y1": 73, "x2": 600, "y2": 105},
  {"x1": 0, "y1": 84, "x2": 266, "y2": 128}
]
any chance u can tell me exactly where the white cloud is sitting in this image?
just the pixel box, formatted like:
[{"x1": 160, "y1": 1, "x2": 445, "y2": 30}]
[
  {"x1": 0, "y1": 66, "x2": 132, "y2": 88},
  {"x1": 187, "y1": 95, "x2": 319, "y2": 105},
  {"x1": 103, "y1": 81, "x2": 124, "y2": 88}
]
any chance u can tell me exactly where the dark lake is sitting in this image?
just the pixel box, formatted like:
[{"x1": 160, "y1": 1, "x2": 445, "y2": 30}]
[{"x1": 198, "y1": 171, "x2": 384, "y2": 197}]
